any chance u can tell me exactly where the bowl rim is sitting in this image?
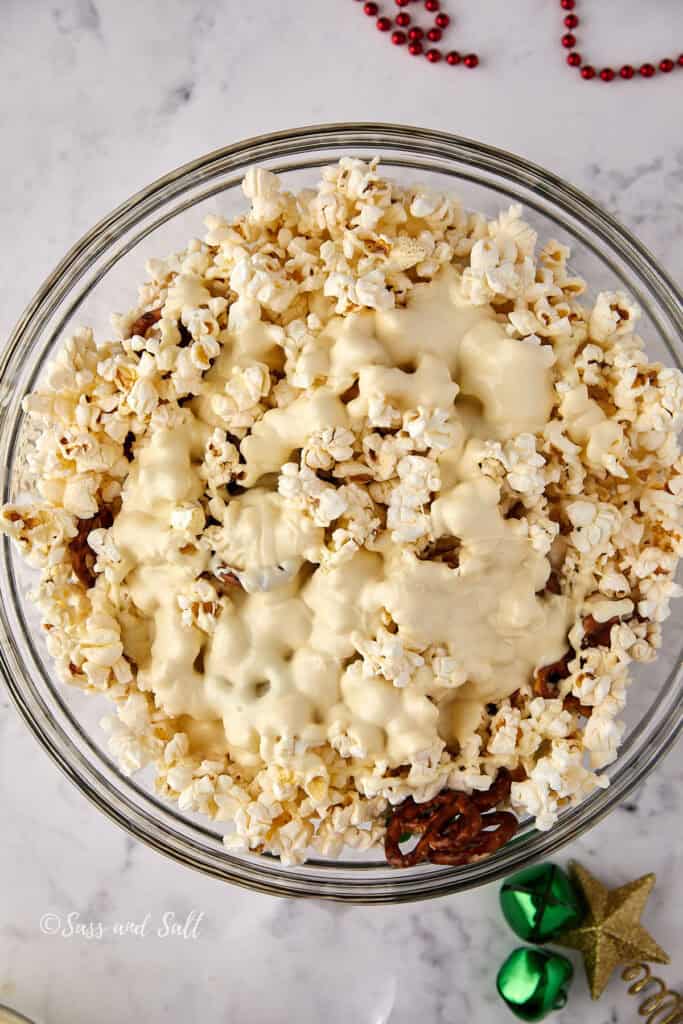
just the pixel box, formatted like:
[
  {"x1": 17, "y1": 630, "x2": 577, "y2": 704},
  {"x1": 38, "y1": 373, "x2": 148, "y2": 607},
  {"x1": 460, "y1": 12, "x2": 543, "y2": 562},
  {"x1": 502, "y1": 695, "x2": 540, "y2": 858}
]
[{"x1": 0, "y1": 122, "x2": 681, "y2": 903}]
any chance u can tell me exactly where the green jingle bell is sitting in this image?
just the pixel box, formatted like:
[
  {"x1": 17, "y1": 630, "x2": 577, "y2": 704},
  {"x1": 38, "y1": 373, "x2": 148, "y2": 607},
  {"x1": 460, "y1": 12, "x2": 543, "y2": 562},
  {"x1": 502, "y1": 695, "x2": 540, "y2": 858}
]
[
  {"x1": 500, "y1": 863, "x2": 584, "y2": 943},
  {"x1": 497, "y1": 948, "x2": 573, "y2": 1022}
]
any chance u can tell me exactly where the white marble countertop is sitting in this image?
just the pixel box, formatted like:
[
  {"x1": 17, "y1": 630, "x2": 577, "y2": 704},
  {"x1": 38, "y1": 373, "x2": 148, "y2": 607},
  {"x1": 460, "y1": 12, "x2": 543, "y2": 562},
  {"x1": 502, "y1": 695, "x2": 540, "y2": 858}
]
[{"x1": 1, "y1": 2, "x2": 682, "y2": 1022}]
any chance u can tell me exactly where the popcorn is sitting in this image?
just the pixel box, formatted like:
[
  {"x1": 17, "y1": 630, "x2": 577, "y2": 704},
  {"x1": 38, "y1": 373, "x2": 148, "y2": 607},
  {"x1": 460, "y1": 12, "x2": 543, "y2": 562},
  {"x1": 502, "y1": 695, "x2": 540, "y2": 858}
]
[
  {"x1": 212, "y1": 363, "x2": 271, "y2": 433},
  {"x1": 242, "y1": 167, "x2": 288, "y2": 226},
  {"x1": 302, "y1": 426, "x2": 355, "y2": 471},
  {"x1": 278, "y1": 462, "x2": 349, "y2": 527},
  {"x1": 2, "y1": 158, "x2": 681, "y2": 867},
  {"x1": 355, "y1": 627, "x2": 425, "y2": 688},
  {"x1": 0, "y1": 505, "x2": 77, "y2": 568},
  {"x1": 171, "y1": 502, "x2": 206, "y2": 535},
  {"x1": 87, "y1": 527, "x2": 124, "y2": 584},
  {"x1": 200, "y1": 429, "x2": 241, "y2": 492},
  {"x1": 367, "y1": 395, "x2": 401, "y2": 429},
  {"x1": 589, "y1": 290, "x2": 640, "y2": 343},
  {"x1": 100, "y1": 693, "x2": 164, "y2": 775},
  {"x1": 402, "y1": 407, "x2": 459, "y2": 451},
  {"x1": 480, "y1": 433, "x2": 546, "y2": 500},
  {"x1": 177, "y1": 578, "x2": 222, "y2": 633},
  {"x1": 387, "y1": 455, "x2": 440, "y2": 542}
]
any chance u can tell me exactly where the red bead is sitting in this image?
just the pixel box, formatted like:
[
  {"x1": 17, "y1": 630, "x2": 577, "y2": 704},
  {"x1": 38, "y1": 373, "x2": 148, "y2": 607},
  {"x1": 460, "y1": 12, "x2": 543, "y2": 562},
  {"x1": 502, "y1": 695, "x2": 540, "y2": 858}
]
[
  {"x1": 435, "y1": 12, "x2": 450, "y2": 28},
  {"x1": 659, "y1": 58, "x2": 674, "y2": 73},
  {"x1": 563, "y1": 14, "x2": 579, "y2": 28},
  {"x1": 599, "y1": 67, "x2": 615, "y2": 82},
  {"x1": 408, "y1": 26, "x2": 424, "y2": 40},
  {"x1": 560, "y1": 0, "x2": 575, "y2": 8},
  {"x1": 396, "y1": 11, "x2": 411, "y2": 25},
  {"x1": 463, "y1": 53, "x2": 479, "y2": 68},
  {"x1": 427, "y1": 27, "x2": 442, "y2": 41},
  {"x1": 363, "y1": 2, "x2": 378, "y2": 14},
  {"x1": 391, "y1": 29, "x2": 407, "y2": 44},
  {"x1": 446, "y1": 50, "x2": 461, "y2": 65},
  {"x1": 561, "y1": 33, "x2": 576, "y2": 48},
  {"x1": 640, "y1": 63, "x2": 656, "y2": 77},
  {"x1": 395, "y1": 0, "x2": 411, "y2": 5},
  {"x1": 619, "y1": 64, "x2": 634, "y2": 79},
  {"x1": 408, "y1": 40, "x2": 423, "y2": 54},
  {"x1": 678, "y1": 54, "x2": 683, "y2": 67},
  {"x1": 424, "y1": 0, "x2": 439, "y2": 10},
  {"x1": 581, "y1": 65, "x2": 595, "y2": 79},
  {"x1": 426, "y1": 47, "x2": 442, "y2": 62},
  {"x1": 566, "y1": 51, "x2": 581, "y2": 67}
]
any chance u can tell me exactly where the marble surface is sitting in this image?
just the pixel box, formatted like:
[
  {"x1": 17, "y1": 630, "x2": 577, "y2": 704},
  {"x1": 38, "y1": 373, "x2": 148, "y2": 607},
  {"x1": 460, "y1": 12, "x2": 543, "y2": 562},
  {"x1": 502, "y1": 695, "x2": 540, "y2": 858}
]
[{"x1": 1, "y1": 2, "x2": 682, "y2": 1022}]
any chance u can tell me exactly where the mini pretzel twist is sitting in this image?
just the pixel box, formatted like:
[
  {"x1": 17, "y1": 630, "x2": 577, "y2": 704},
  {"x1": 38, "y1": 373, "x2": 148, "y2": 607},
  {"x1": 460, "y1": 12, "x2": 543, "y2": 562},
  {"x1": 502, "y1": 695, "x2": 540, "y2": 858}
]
[
  {"x1": 533, "y1": 651, "x2": 573, "y2": 698},
  {"x1": 429, "y1": 812, "x2": 518, "y2": 865},
  {"x1": 384, "y1": 769, "x2": 518, "y2": 868},
  {"x1": 127, "y1": 308, "x2": 162, "y2": 339},
  {"x1": 69, "y1": 505, "x2": 114, "y2": 589}
]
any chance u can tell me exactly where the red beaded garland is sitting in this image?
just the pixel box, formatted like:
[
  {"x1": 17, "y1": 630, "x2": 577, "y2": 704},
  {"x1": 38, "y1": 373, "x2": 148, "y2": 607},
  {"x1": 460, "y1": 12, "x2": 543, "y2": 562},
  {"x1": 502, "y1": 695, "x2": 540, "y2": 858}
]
[
  {"x1": 360, "y1": 0, "x2": 682, "y2": 81},
  {"x1": 559, "y1": 3, "x2": 681, "y2": 83}
]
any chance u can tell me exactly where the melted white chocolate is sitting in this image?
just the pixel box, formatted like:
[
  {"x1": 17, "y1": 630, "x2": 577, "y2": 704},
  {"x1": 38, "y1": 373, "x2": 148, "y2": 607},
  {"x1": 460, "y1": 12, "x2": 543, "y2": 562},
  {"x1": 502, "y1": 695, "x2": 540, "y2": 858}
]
[{"x1": 113, "y1": 269, "x2": 573, "y2": 767}]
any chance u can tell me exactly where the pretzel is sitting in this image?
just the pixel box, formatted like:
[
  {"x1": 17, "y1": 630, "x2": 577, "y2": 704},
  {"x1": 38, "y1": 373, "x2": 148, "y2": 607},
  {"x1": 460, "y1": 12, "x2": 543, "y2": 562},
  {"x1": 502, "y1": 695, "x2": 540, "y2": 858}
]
[
  {"x1": 533, "y1": 650, "x2": 572, "y2": 698},
  {"x1": 384, "y1": 769, "x2": 519, "y2": 868},
  {"x1": 429, "y1": 812, "x2": 518, "y2": 865},
  {"x1": 127, "y1": 308, "x2": 162, "y2": 339},
  {"x1": 211, "y1": 564, "x2": 244, "y2": 594},
  {"x1": 418, "y1": 535, "x2": 461, "y2": 568},
  {"x1": 123, "y1": 430, "x2": 136, "y2": 463},
  {"x1": 470, "y1": 767, "x2": 513, "y2": 811},
  {"x1": 563, "y1": 693, "x2": 593, "y2": 717},
  {"x1": 69, "y1": 505, "x2": 114, "y2": 589},
  {"x1": 385, "y1": 792, "x2": 480, "y2": 867},
  {"x1": 581, "y1": 614, "x2": 620, "y2": 649}
]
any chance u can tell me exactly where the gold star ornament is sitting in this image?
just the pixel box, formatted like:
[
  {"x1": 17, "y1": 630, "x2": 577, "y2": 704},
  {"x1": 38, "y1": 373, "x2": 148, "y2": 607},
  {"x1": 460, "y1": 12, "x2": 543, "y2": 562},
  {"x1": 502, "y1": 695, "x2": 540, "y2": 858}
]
[{"x1": 554, "y1": 861, "x2": 669, "y2": 999}]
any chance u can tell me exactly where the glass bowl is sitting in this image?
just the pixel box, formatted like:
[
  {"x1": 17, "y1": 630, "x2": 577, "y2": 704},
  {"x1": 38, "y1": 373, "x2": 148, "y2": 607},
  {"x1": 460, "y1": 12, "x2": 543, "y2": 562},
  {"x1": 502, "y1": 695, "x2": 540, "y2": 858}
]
[
  {"x1": 0, "y1": 1006, "x2": 35, "y2": 1024},
  {"x1": 0, "y1": 124, "x2": 681, "y2": 904}
]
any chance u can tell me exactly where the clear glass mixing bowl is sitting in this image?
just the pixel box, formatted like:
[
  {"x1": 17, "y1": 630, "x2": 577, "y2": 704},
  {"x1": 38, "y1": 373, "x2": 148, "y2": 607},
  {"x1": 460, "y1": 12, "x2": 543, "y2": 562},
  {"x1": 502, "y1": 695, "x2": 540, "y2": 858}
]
[
  {"x1": 0, "y1": 1005, "x2": 36, "y2": 1024},
  {"x1": 0, "y1": 124, "x2": 681, "y2": 903}
]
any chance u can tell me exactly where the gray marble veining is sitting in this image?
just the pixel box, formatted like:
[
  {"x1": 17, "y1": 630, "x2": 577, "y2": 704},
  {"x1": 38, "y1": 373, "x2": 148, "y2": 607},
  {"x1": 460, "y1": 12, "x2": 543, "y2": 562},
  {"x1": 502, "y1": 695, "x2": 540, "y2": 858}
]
[{"x1": 1, "y1": 2, "x2": 681, "y2": 1022}]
